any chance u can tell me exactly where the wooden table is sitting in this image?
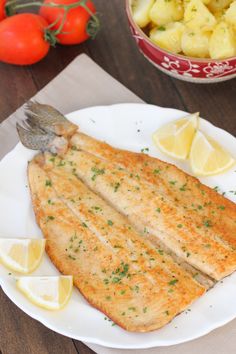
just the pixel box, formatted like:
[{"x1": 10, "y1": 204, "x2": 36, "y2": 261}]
[{"x1": 0, "y1": 1, "x2": 235, "y2": 353}]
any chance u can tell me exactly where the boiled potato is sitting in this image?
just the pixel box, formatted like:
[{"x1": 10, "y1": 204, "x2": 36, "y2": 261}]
[
  {"x1": 150, "y1": 22, "x2": 185, "y2": 53},
  {"x1": 208, "y1": 0, "x2": 233, "y2": 12},
  {"x1": 184, "y1": 0, "x2": 211, "y2": 9},
  {"x1": 184, "y1": 0, "x2": 216, "y2": 31},
  {"x1": 150, "y1": 0, "x2": 184, "y2": 26},
  {"x1": 225, "y1": 1, "x2": 236, "y2": 28},
  {"x1": 132, "y1": 0, "x2": 155, "y2": 28},
  {"x1": 213, "y1": 9, "x2": 227, "y2": 21},
  {"x1": 181, "y1": 29, "x2": 211, "y2": 57},
  {"x1": 209, "y1": 21, "x2": 236, "y2": 58}
]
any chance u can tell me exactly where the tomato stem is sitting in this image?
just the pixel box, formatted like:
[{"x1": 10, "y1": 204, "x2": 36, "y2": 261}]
[
  {"x1": 5, "y1": 0, "x2": 18, "y2": 16},
  {"x1": 11, "y1": 0, "x2": 100, "y2": 38},
  {"x1": 53, "y1": 9, "x2": 68, "y2": 35},
  {"x1": 12, "y1": 0, "x2": 90, "y2": 11}
]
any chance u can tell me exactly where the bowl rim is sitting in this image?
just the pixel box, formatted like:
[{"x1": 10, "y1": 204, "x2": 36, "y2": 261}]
[{"x1": 125, "y1": 0, "x2": 236, "y2": 64}]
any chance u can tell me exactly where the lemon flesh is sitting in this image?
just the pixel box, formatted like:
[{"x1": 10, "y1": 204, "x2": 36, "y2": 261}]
[
  {"x1": 190, "y1": 131, "x2": 235, "y2": 176},
  {"x1": 0, "y1": 238, "x2": 45, "y2": 274},
  {"x1": 152, "y1": 112, "x2": 199, "y2": 159},
  {"x1": 16, "y1": 276, "x2": 73, "y2": 310}
]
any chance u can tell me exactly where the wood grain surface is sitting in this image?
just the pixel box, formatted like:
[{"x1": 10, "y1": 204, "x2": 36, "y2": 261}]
[{"x1": 0, "y1": 0, "x2": 235, "y2": 353}]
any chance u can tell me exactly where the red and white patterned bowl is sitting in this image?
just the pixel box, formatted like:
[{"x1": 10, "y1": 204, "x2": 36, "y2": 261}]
[{"x1": 126, "y1": 0, "x2": 236, "y2": 83}]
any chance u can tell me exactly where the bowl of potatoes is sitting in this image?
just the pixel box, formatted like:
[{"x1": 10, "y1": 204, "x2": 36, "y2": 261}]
[{"x1": 126, "y1": 0, "x2": 236, "y2": 83}]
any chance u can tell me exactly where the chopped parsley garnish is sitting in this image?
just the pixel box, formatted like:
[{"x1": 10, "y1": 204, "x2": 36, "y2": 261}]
[
  {"x1": 91, "y1": 167, "x2": 105, "y2": 181},
  {"x1": 45, "y1": 179, "x2": 52, "y2": 187},
  {"x1": 107, "y1": 220, "x2": 113, "y2": 226},
  {"x1": 71, "y1": 145, "x2": 78, "y2": 151},
  {"x1": 203, "y1": 220, "x2": 212, "y2": 227},
  {"x1": 177, "y1": 224, "x2": 183, "y2": 228},
  {"x1": 57, "y1": 160, "x2": 66, "y2": 167},
  {"x1": 134, "y1": 285, "x2": 139, "y2": 293},
  {"x1": 81, "y1": 222, "x2": 88, "y2": 228},
  {"x1": 168, "y1": 279, "x2": 178, "y2": 286},
  {"x1": 114, "y1": 182, "x2": 120, "y2": 192},
  {"x1": 46, "y1": 215, "x2": 54, "y2": 221},
  {"x1": 153, "y1": 169, "x2": 161, "y2": 174},
  {"x1": 156, "y1": 207, "x2": 161, "y2": 213},
  {"x1": 47, "y1": 199, "x2": 54, "y2": 205},
  {"x1": 143, "y1": 307, "x2": 148, "y2": 313},
  {"x1": 158, "y1": 26, "x2": 166, "y2": 31},
  {"x1": 218, "y1": 205, "x2": 225, "y2": 210},
  {"x1": 128, "y1": 307, "x2": 136, "y2": 311},
  {"x1": 169, "y1": 180, "x2": 177, "y2": 185},
  {"x1": 229, "y1": 190, "x2": 236, "y2": 195},
  {"x1": 68, "y1": 254, "x2": 76, "y2": 260},
  {"x1": 158, "y1": 249, "x2": 164, "y2": 255},
  {"x1": 204, "y1": 243, "x2": 211, "y2": 248},
  {"x1": 112, "y1": 277, "x2": 121, "y2": 283},
  {"x1": 179, "y1": 183, "x2": 187, "y2": 191},
  {"x1": 141, "y1": 147, "x2": 149, "y2": 153},
  {"x1": 111, "y1": 263, "x2": 129, "y2": 284}
]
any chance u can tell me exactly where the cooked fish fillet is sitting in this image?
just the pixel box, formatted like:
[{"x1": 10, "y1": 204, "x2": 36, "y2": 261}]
[
  {"x1": 28, "y1": 156, "x2": 205, "y2": 332},
  {"x1": 71, "y1": 132, "x2": 236, "y2": 249},
  {"x1": 59, "y1": 147, "x2": 236, "y2": 281}
]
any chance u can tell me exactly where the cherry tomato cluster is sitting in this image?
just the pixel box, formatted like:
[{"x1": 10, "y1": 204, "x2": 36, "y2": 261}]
[{"x1": 0, "y1": 0, "x2": 98, "y2": 65}]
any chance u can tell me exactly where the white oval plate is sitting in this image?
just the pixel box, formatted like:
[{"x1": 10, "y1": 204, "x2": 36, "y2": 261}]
[{"x1": 0, "y1": 103, "x2": 236, "y2": 349}]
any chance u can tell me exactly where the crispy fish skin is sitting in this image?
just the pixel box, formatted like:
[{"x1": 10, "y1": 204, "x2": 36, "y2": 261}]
[
  {"x1": 71, "y1": 133, "x2": 236, "y2": 249},
  {"x1": 28, "y1": 158, "x2": 205, "y2": 332},
  {"x1": 60, "y1": 149, "x2": 236, "y2": 281}
]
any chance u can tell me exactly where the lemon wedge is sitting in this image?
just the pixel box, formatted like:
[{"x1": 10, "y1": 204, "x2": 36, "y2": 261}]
[
  {"x1": 190, "y1": 131, "x2": 235, "y2": 176},
  {"x1": 152, "y1": 113, "x2": 199, "y2": 159},
  {"x1": 0, "y1": 238, "x2": 45, "y2": 274},
  {"x1": 16, "y1": 276, "x2": 73, "y2": 310}
]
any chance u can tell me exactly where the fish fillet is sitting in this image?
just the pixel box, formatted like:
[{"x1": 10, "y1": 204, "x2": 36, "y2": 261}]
[
  {"x1": 58, "y1": 146, "x2": 236, "y2": 281},
  {"x1": 28, "y1": 156, "x2": 205, "y2": 332},
  {"x1": 71, "y1": 132, "x2": 236, "y2": 249}
]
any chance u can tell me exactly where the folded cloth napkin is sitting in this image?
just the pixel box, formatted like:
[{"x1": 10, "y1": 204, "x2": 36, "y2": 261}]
[{"x1": 1, "y1": 54, "x2": 235, "y2": 354}]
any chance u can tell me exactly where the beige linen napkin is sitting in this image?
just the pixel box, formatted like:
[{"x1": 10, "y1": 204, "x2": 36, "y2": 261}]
[
  {"x1": 0, "y1": 54, "x2": 235, "y2": 354},
  {"x1": 0, "y1": 54, "x2": 142, "y2": 160}
]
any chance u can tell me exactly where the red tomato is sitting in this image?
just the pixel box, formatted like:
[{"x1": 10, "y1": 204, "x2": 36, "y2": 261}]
[
  {"x1": 0, "y1": 0, "x2": 6, "y2": 21},
  {"x1": 40, "y1": 0, "x2": 96, "y2": 45},
  {"x1": 0, "y1": 14, "x2": 50, "y2": 65}
]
